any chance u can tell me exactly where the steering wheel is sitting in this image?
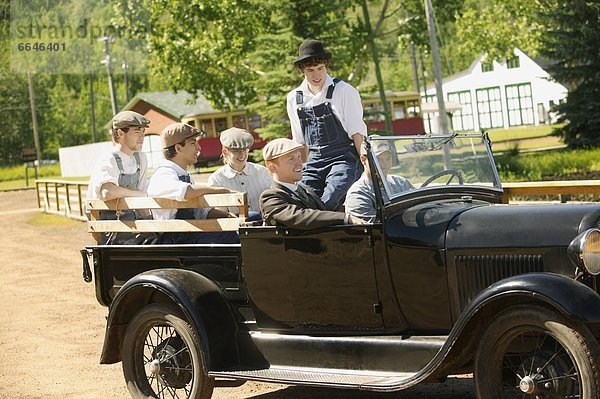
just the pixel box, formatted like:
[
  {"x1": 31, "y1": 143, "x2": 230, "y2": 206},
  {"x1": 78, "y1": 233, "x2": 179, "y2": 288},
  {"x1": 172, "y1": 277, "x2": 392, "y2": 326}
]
[{"x1": 421, "y1": 169, "x2": 463, "y2": 187}]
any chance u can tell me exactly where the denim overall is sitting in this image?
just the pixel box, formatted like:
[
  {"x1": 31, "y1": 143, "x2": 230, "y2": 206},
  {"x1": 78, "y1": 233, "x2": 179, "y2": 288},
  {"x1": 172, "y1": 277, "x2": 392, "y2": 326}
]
[
  {"x1": 296, "y1": 78, "x2": 360, "y2": 210},
  {"x1": 99, "y1": 152, "x2": 142, "y2": 244},
  {"x1": 159, "y1": 173, "x2": 239, "y2": 244}
]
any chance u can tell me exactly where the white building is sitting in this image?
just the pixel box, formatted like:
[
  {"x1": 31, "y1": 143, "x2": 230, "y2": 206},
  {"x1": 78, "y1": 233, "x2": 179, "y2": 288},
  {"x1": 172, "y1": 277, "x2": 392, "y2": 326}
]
[{"x1": 422, "y1": 48, "x2": 568, "y2": 133}]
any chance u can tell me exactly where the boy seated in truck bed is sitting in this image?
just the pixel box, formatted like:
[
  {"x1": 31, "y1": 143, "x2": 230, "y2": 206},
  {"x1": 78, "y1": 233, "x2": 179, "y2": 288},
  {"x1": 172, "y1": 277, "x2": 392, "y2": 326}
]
[{"x1": 146, "y1": 123, "x2": 240, "y2": 244}]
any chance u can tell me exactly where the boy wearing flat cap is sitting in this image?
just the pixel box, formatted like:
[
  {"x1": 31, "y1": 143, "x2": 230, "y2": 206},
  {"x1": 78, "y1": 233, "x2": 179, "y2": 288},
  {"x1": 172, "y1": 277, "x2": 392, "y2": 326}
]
[
  {"x1": 260, "y1": 138, "x2": 366, "y2": 230},
  {"x1": 146, "y1": 123, "x2": 239, "y2": 244},
  {"x1": 86, "y1": 110, "x2": 151, "y2": 216},
  {"x1": 286, "y1": 39, "x2": 367, "y2": 211},
  {"x1": 208, "y1": 127, "x2": 272, "y2": 216}
]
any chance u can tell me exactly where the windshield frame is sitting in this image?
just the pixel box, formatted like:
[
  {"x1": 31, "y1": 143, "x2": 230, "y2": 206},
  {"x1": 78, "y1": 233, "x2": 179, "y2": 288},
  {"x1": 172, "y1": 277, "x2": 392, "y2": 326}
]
[{"x1": 365, "y1": 133, "x2": 503, "y2": 204}]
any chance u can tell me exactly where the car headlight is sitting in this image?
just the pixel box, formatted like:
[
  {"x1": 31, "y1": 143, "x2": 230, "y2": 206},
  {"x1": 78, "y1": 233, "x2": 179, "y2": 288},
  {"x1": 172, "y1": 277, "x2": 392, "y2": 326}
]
[{"x1": 568, "y1": 228, "x2": 600, "y2": 275}]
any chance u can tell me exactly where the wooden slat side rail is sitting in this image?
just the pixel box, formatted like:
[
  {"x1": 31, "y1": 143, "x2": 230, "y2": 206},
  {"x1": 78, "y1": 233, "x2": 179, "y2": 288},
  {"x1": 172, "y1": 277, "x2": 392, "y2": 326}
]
[
  {"x1": 86, "y1": 192, "x2": 248, "y2": 240},
  {"x1": 85, "y1": 193, "x2": 247, "y2": 214},
  {"x1": 502, "y1": 180, "x2": 600, "y2": 203},
  {"x1": 88, "y1": 218, "x2": 242, "y2": 233}
]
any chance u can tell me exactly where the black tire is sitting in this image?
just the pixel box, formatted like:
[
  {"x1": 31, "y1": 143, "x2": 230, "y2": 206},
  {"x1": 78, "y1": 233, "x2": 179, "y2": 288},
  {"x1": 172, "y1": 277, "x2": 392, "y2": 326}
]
[
  {"x1": 122, "y1": 303, "x2": 214, "y2": 399},
  {"x1": 474, "y1": 305, "x2": 600, "y2": 399}
]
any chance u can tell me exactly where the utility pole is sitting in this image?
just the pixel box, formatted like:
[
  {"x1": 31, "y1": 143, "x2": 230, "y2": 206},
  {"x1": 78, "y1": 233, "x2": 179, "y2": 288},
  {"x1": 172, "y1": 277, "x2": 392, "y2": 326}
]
[
  {"x1": 27, "y1": 71, "x2": 41, "y2": 177},
  {"x1": 100, "y1": 36, "x2": 118, "y2": 116},
  {"x1": 89, "y1": 69, "x2": 97, "y2": 142},
  {"x1": 361, "y1": 0, "x2": 392, "y2": 133},
  {"x1": 409, "y1": 43, "x2": 420, "y2": 94},
  {"x1": 424, "y1": 0, "x2": 448, "y2": 135},
  {"x1": 122, "y1": 58, "x2": 130, "y2": 103}
]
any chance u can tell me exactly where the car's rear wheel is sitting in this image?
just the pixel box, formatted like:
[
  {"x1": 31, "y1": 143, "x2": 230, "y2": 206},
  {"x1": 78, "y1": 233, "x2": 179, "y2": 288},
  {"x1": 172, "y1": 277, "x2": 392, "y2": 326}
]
[
  {"x1": 474, "y1": 305, "x2": 600, "y2": 399},
  {"x1": 122, "y1": 303, "x2": 214, "y2": 399}
]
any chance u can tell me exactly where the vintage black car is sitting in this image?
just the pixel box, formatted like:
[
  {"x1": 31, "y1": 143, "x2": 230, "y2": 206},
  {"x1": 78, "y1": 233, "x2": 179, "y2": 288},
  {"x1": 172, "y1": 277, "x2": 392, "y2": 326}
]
[{"x1": 83, "y1": 133, "x2": 600, "y2": 399}]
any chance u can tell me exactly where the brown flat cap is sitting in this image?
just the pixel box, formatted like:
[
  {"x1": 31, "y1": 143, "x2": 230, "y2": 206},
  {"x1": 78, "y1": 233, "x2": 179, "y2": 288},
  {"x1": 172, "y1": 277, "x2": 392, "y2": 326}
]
[
  {"x1": 112, "y1": 111, "x2": 150, "y2": 129},
  {"x1": 220, "y1": 127, "x2": 254, "y2": 149},
  {"x1": 263, "y1": 138, "x2": 306, "y2": 161},
  {"x1": 161, "y1": 123, "x2": 202, "y2": 148}
]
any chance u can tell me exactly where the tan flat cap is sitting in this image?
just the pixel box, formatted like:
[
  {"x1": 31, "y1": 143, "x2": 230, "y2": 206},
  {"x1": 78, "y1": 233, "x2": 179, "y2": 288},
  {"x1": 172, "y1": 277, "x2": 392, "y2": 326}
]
[
  {"x1": 112, "y1": 111, "x2": 150, "y2": 129},
  {"x1": 220, "y1": 127, "x2": 254, "y2": 149},
  {"x1": 161, "y1": 123, "x2": 202, "y2": 148},
  {"x1": 263, "y1": 138, "x2": 306, "y2": 161}
]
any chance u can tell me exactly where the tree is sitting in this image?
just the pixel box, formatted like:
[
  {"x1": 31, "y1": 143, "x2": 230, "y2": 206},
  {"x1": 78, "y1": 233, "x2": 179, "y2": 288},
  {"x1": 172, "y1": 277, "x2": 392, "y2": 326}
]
[
  {"x1": 540, "y1": 0, "x2": 600, "y2": 148},
  {"x1": 113, "y1": 0, "x2": 270, "y2": 110},
  {"x1": 454, "y1": 0, "x2": 544, "y2": 60},
  {"x1": 454, "y1": 0, "x2": 600, "y2": 148},
  {"x1": 0, "y1": 0, "x2": 155, "y2": 166},
  {"x1": 245, "y1": 0, "x2": 364, "y2": 140}
]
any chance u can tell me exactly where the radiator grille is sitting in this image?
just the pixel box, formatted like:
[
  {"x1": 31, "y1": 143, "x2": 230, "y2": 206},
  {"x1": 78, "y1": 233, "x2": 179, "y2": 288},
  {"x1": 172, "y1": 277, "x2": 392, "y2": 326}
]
[{"x1": 455, "y1": 254, "x2": 543, "y2": 311}]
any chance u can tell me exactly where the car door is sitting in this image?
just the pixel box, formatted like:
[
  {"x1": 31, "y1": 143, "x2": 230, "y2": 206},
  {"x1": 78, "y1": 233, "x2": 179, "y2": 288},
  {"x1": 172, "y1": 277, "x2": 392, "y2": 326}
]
[{"x1": 241, "y1": 225, "x2": 384, "y2": 333}]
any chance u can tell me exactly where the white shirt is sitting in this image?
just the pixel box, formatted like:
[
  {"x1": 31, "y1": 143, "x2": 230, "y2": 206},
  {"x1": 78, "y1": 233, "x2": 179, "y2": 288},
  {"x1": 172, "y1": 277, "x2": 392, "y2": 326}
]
[
  {"x1": 146, "y1": 160, "x2": 211, "y2": 220},
  {"x1": 286, "y1": 74, "x2": 367, "y2": 145},
  {"x1": 86, "y1": 150, "x2": 148, "y2": 201},
  {"x1": 208, "y1": 162, "x2": 272, "y2": 213}
]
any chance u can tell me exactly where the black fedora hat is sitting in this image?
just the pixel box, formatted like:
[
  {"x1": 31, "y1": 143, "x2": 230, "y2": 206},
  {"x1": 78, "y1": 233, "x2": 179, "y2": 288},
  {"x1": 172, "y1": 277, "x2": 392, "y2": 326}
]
[{"x1": 293, "y1": 39, "x2": 332, "y2": 66}]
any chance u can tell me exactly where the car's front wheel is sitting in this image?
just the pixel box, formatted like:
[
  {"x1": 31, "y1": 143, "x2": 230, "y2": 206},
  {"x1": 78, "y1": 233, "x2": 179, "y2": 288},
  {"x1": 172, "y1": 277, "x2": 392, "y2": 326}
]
[
  {"x1": 122, "y1": 303, "x2": 214, "y2": 399},
  {"x1": 475, "y1": 305, "x2": 600, "y2": 399}
]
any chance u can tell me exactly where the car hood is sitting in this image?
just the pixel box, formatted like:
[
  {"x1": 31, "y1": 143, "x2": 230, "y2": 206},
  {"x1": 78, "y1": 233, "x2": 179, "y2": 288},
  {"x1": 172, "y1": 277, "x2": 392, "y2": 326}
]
[{"x1": 446, "y1": 203, "x2": 600, "y2": 249}]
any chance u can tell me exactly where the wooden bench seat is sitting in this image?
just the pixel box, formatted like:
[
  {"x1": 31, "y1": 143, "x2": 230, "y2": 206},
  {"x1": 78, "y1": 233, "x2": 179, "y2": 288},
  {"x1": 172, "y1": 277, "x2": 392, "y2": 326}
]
[{"x1": 86, "y1": 192, "x2": 248, "y2": 244}]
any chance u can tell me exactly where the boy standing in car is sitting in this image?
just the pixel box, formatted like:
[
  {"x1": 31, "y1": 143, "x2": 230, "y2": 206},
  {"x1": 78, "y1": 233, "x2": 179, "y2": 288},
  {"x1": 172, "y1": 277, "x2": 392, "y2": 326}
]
[{"x1": 286, "y1": 39, "x2": 367, "y2": 211}]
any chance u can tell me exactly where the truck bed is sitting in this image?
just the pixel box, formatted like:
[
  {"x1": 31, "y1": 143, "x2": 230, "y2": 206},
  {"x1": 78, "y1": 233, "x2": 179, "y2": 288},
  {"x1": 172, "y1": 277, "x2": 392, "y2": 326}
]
[{"x1": 86, "y1": 244, "x2": 245, "y2": 307}]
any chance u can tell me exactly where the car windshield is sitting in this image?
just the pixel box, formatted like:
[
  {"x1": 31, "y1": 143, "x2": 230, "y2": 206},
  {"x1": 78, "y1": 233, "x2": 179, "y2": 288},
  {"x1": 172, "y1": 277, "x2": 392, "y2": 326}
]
[{"x1": 368, "y1": 133, "x2": 502, "y2": 201}]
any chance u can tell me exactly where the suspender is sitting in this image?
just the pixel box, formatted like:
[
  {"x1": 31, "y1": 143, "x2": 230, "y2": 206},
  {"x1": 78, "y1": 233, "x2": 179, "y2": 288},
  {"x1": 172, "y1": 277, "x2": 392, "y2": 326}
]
[
  {"x1": 326, "y1": 78, "x2": 340, "y2": 100},
  {"x1": 112, "y1": 152, "x2": 141, "y2": 174},
  {"x1": 296, "y1": 78, "x2": 341, "y2": 105}
]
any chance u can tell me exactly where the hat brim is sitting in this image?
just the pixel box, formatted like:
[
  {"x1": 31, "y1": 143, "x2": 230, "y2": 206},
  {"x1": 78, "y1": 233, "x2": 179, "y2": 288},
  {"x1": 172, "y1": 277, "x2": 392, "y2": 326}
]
[
  {"x1": 293, "y1": 51, "x2": 332, "y2": 67},
  {"x1": 266, "y1": 145, "x2": 308, "y2": 163}
]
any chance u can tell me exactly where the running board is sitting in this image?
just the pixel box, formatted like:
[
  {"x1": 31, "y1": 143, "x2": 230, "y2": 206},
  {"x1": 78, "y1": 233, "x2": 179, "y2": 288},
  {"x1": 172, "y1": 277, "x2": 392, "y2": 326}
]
[{"x1": 209, "y1": 367, "x2": 417, "y2": 391}]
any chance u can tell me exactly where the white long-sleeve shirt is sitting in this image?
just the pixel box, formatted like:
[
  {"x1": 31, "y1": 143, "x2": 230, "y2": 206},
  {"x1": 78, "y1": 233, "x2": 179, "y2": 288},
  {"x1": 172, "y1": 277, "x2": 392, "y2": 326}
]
[
  {"x1": 286, "y1": 74, "x2": 367, "y2": 145},
  {"x1": 208, "y1": 162, "x2": 272, "y2": 213},
  {"x1": 146, "y1": 160, "x2": 210, "y2": 220}
]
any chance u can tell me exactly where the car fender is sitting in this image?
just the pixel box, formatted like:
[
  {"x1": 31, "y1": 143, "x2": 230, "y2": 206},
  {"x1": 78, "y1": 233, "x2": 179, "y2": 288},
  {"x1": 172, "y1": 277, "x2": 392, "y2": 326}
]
[
  {"x1": 424, "y1": 272, "x2": 600, "y2": 380},
  {"x1": 99, "y1": 268, "x2": 238, "y2": 370},
  {"x1": 463, "y1": 273, "x2": 600, "y2": 323}
]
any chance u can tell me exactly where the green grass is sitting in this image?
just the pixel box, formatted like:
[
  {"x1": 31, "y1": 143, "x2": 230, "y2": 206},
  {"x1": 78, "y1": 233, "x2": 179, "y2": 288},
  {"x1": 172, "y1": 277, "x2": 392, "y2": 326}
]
[
  {"x1": 0, "y1": 163, "x2": 63, "y2": 182},
  {"x1": 496, "y1": 147, "x2": 600, "y2": 182},
  {"x1": 486, "y1": 124, "x2": 560, "y2": 142}
]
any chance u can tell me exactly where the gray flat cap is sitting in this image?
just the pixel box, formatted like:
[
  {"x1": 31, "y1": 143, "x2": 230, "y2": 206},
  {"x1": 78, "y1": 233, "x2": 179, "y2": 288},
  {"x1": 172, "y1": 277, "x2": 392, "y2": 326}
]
[
  {"x1": 112, "y1": 111, "x2": 150, "y2": 129},
  {"x1": 263, "y1": 138, "x2": 306, "y2": 161},
  {"x1": 362, "y1": 138, "x2": 391, "y2": 156},
  {"x1": 220, "y1": 127, "x2": 254, "y2": 149}
]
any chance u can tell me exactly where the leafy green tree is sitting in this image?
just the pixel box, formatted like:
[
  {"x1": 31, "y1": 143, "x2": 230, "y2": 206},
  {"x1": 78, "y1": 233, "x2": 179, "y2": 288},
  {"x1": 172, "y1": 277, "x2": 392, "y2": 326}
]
[
  {"x1": 540, "y1": 0, "x2": 600, "y2": 148},
  {"x1": 0, "y1": 0, "x2": 153, "y2": 166},
  {"x1": 454, "y1": 0, "x2": 544, "y2": 60},
  {"x1": 113, "y1": 0, "x2": 270, "y2": 110},
  {"x1": 245, "y1": 0, "x2": 364, "y2": 140}
]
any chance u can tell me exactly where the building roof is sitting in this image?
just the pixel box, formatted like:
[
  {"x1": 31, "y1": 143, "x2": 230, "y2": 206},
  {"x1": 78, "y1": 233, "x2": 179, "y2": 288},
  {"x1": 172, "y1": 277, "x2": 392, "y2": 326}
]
[{"x1": 123, "y1": 90, "x2": 217, "y2": 119}]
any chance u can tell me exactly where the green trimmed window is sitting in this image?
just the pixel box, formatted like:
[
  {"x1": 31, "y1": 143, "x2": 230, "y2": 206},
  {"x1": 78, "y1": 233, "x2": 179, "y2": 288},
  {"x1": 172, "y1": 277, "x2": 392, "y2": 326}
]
[
  {"x1": 447, "y1": 91, "x2": 474, "y2": 131},
  {"x1": 505, "y1": 83, "x2": 534, "y2": 126},
  {"x1": 481, "y1": 61, "x2": 493, "y2": 73},
  {"x1": 506, "y1": 56, "x2": 520, "y2": 69},
  {"x1": 476, "y1": 87, "x2": 503, "y2": 129}
]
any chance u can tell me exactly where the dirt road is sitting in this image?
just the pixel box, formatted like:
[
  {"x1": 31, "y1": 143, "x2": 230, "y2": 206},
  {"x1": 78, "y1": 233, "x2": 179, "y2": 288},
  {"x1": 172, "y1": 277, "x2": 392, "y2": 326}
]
[{"x1": 0, "y1": 189, "x2": 475, "y2": 399}]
